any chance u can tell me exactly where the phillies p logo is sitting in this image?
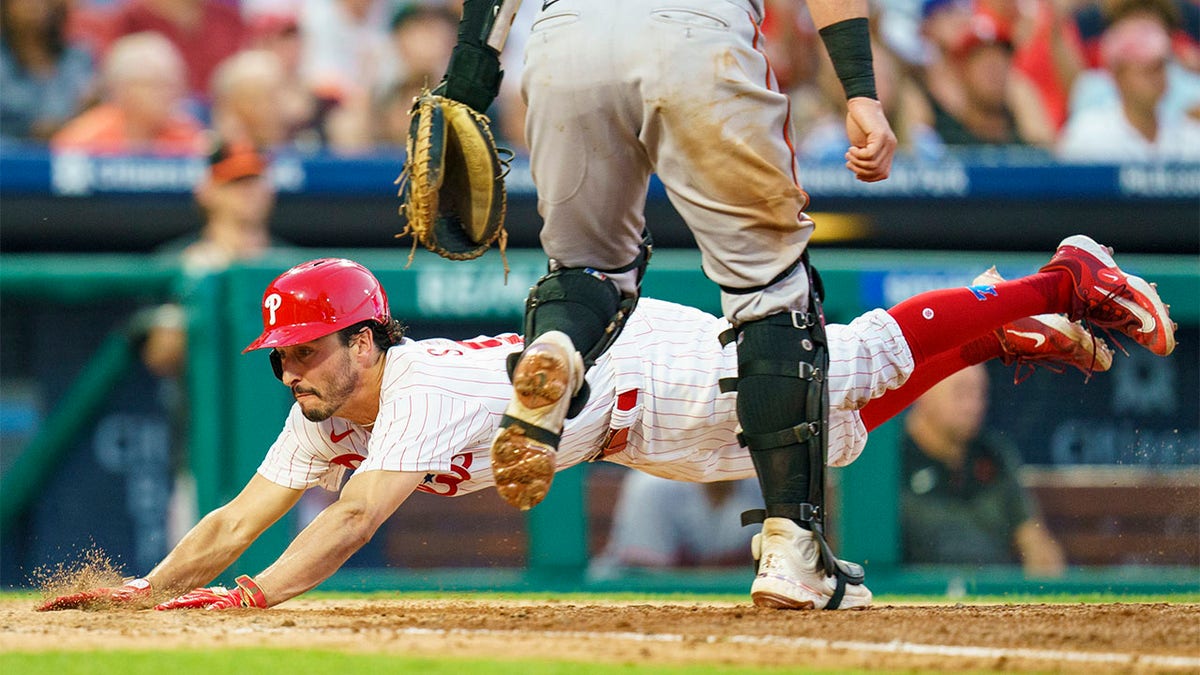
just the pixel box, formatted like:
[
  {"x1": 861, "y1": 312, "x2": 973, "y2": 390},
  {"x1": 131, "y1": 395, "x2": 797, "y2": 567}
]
[{"x1": 264, "y1": 293, "x2": 282, "y2": 325}]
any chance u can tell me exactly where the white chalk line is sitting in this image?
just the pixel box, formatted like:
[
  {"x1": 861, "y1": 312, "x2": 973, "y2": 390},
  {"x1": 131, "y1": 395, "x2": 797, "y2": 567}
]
[{"x1": 374, "y1": 625, "x2": 1200, "y2": 670}]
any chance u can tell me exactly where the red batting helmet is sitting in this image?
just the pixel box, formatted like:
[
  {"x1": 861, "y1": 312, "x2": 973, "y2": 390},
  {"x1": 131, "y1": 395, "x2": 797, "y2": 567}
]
[{"x1": 243, "y1": 258, "x2": 390, "y2": 353}]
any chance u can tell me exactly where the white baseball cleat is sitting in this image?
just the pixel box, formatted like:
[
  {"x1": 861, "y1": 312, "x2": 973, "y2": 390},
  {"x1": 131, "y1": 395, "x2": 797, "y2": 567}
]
[
  {"x1": 490, "y1": 331, "x2": 584, "y2": 510},
  {"x1": 750, "y1": 517, "x2": 873, "y2": 610}
]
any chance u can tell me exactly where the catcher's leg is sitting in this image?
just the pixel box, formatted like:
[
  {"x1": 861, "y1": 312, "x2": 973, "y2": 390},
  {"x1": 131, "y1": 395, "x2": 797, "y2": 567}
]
[
  {"x1": 724, "y1": 270, "x2": 870, "y2": 610},
  {"x1": 491, "y1": 240, "x2": 651, "y2": 510}
]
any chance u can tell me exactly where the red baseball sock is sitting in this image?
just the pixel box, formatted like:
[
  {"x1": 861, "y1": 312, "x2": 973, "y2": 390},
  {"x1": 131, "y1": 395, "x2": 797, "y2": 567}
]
[
  {"x1": 860, "y1": 335, "x2": 1002, "y2": 431},
  {"x1": 885, "y1": 272, "x2": 1072, "y2": 365}
]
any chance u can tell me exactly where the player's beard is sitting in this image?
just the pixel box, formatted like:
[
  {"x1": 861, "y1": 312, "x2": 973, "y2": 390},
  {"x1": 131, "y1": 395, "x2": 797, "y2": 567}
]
[{"x1": 295, "y1": 349, "x2": 360, "y2": 422}]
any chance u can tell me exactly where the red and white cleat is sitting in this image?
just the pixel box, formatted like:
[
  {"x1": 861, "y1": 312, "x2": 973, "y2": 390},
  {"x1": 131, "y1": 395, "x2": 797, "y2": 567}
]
[
  {"x1": 974, "y1": 267, "x2": 1115, "y2": 380},
  {"x1": 1038, "y1": 235, "x2": 1176, "y2": 356}
]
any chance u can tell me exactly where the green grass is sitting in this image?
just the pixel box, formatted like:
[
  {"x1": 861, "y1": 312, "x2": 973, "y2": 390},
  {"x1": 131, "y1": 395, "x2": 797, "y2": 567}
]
[{"x1": 0, "y1": 650, "x2": 870, "y2": 675}]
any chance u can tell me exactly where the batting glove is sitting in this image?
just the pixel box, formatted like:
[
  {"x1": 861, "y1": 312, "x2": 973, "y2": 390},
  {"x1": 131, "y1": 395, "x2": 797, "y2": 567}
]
[
  {"x1": 155, "y1": 575, "x2": 268, "y2": 610},
  {"x1": 37, "y1": 577, "x2": 151, "y2": 611}
]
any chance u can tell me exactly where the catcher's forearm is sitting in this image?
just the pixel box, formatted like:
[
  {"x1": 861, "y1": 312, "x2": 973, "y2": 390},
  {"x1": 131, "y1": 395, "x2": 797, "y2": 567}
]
[
  {"x1": 145, "y1": 506, "x2": 261, "y2": 594},
  {"x1": 806, "y1": 0, "x2": 878, "y2": 101},
  {"x1": 804, "y1": 0, "x2": 869, "y2": 31},
  {"x1": 441, "y1": 0, "x2": 523, "y2": 111}
]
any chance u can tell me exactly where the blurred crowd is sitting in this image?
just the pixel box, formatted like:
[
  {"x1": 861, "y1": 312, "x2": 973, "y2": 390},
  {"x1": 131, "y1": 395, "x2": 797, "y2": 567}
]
[{"x1": 1, "y1": 0, "x2": 1198, "y2": 161}]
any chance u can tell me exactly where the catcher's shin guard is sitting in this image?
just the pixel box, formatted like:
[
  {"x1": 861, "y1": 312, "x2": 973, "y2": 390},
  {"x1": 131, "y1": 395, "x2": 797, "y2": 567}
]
[{"x1": 722, "y1": 271, "x2": 865, "y2": 608}]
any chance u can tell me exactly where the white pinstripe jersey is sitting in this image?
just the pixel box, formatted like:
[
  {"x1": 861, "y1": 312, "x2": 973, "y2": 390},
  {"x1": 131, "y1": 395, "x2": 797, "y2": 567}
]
[{"x1": 256, "y1": 298, "x2": 914, "y2": 496}]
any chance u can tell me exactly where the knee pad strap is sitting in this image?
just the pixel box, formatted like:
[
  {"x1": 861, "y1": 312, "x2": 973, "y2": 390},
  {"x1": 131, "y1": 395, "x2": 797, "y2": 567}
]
[
  {"x1": 523, "y1": 267, "x2": 623, "y2": 361},
  {"x1": 518, "y1": 264, "x2": 640, "y2": 419},
  {"x1": 523, "y1": 229, "x2": 653, "y2": 366},
  {"x1": 731, "y1": 313, "x2": 830, "y2": 455}
]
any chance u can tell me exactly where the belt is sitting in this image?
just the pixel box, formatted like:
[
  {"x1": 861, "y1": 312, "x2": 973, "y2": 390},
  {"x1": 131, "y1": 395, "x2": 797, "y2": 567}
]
[{"x1": 590, "y1": 388, "x2": 639, "y2": 460}]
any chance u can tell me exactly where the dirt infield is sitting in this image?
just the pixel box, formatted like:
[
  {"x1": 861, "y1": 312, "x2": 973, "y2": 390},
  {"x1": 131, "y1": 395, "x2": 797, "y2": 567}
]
[{"x1": 3, "y1": 598, "x2": 1198, "y2": 672}]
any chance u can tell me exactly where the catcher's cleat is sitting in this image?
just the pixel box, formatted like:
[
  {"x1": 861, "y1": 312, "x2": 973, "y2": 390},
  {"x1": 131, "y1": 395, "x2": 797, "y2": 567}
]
[
  {"x1": 490, "y1": 331, "x2": 583, "y2": 510},
  {"x1": 750, "y1": 518, "x2": 873, "y2": 610},
  {"x1": 1039, "y1": 235, "x2": 1176, "y2": 356},
  {"x1": 974, "y1": 267, "x2": 1115, "y2": 381}
]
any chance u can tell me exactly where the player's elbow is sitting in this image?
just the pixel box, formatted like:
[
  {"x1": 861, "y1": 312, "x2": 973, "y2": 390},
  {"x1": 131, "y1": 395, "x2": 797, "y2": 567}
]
[
  {"x1": 202, "y1": 505, "x2": 264, "y2": 547},
  {"x1": 327, "y1": 499, "x2": 383, "y2": 548}
]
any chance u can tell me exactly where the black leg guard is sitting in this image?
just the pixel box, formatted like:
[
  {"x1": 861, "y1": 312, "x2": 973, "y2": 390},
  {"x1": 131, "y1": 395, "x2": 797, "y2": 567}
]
[
  {"x1": 520, "y1": 267, "x2": 623, "y2": 362},
  {"x1": 511, "y1": 232, "x2": 652, "y2": 417},
  {"x1": 508, "y1": 267, "x2": 624, "y2": 418},
  {"x1": 731, "y1": 310, "x2": 828, "y2": 519},
  {"x1": 723, "y1": 264, "x2": 866, "y2": 607}
]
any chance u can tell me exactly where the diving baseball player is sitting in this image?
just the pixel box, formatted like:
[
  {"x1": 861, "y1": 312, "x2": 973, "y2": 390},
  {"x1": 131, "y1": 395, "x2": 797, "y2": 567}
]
[{"x1": 38, "y1": 237, "x2": 1174, "y2": 612}]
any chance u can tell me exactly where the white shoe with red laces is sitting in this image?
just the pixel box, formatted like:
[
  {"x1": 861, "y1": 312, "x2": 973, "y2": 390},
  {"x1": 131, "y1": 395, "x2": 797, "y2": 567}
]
[
  {"x1": 974, "y1": 267, "x2": 1115, "y2": 381},
  {"x1": 1038, "y1": 235, "x2": 1176, "y2": 357}
]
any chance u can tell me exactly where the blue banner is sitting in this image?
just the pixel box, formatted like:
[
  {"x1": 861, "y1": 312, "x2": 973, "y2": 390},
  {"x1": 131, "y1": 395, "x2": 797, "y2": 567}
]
[{"x1": 3, "y1": 148, "x2": 1198, "y2": 200}]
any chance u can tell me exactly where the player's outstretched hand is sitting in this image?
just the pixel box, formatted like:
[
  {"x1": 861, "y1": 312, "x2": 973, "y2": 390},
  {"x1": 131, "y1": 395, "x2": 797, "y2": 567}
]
[
  {"x1": 37, "y1": 578, "x2": 151, "y2": 611},
  {"x1": 844, "y1": 97, "x2": 897, "y2": 183},
  {"x1": 155, "y1": 575, "x2": 268, "y2": 610}
]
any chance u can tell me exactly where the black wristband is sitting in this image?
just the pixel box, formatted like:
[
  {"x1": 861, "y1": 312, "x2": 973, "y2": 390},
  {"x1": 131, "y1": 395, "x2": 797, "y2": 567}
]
[
  {"x1": 818, "y1": 18, "x2": 877, "y2": 100},
  {"x1": 439, "y1": 0, "x2": 506, "y2": 111},
  {"x1": 442, "y1": 42, "x2": 502, "y2": 111}
]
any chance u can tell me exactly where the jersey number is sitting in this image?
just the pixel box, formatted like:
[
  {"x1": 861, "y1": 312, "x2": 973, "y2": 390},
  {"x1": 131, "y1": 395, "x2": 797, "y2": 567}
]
[{"x1": 415, "y1": 453, "x2": 473, "y2": 496}]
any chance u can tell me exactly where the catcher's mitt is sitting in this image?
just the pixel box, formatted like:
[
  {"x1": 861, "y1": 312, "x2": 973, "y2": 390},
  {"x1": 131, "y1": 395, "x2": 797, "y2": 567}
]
[{"x1": 396, "y1": 90, "x2": 512, "y2": 276}]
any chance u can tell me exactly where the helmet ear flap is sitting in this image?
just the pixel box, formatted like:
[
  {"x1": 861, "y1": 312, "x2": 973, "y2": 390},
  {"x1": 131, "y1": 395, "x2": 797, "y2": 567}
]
[{"x1": 270, "y1": 350, "x2": 284, "y2": 381}]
